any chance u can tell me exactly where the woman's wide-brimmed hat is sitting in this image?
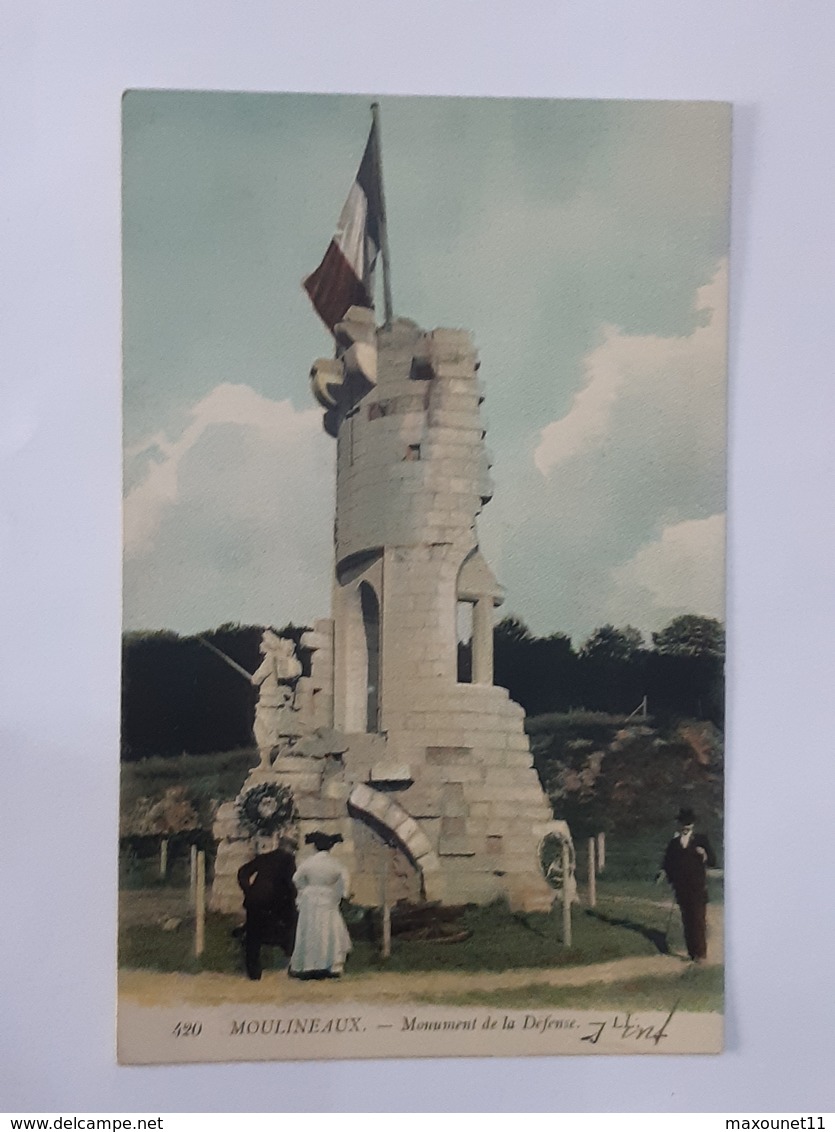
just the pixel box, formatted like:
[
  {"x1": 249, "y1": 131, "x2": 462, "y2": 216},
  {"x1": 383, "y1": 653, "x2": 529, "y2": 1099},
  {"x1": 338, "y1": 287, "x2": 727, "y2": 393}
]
[{"x1": 305, "y1": 830, "x2": 344, "y2": 851}]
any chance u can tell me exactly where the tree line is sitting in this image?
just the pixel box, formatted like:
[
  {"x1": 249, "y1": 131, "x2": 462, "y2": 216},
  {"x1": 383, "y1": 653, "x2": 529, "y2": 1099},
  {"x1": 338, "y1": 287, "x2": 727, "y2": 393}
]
[
  {"x1": 471, "y1": 613, "x2": 724, "y2": 725},
  {"x1": 121, "y1": 614, "x2": 724, "y2": 761}
]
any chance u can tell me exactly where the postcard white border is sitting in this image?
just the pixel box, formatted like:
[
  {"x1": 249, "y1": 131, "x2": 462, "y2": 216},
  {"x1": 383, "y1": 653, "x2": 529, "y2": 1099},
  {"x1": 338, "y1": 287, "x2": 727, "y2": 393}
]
[{"x1": 3, "y1": 0, "x2": 835, "y2": 1112}]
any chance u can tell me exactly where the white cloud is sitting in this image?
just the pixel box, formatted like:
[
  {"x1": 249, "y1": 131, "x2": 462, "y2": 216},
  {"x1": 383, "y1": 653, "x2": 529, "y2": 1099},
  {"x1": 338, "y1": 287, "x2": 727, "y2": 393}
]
[
  {"x1": 123, "y1": 384, "x2": 335, "y2": 631},
  {"x1": 124, "y1": 384, "x2": 326, "y2": 559},
  {"x1": 534, "y1": 260, "x2": 727, "y2": 476},
  {"x1": 608, "y1": 513, "x2": 726, "y2": 630},
  {"x1": 480, "y1": 260, "x2": 728, "y2": 640}
]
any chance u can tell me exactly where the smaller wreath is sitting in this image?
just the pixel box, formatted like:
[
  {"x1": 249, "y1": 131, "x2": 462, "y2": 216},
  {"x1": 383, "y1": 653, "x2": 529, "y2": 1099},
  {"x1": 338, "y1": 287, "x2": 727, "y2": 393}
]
[{"x1": 237, "y1": 782, "x2": 296, "y2": 836}]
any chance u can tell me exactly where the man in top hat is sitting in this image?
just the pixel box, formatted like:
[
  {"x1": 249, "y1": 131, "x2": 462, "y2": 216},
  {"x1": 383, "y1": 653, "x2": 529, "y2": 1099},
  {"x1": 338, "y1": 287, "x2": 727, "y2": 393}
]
[
  {"x1": 237, "y1": 832, "x2": 299, "y2": 980},
  {"x1": 659, "y1": 807, "x2": 717, "y2": 962}
]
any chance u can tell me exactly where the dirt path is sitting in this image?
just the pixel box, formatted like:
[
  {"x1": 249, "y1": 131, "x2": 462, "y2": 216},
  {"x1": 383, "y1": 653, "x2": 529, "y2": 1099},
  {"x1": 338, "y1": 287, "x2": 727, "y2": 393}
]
[{"x1": 120, "y1": 944, "x2": 722, "y2": 1008}]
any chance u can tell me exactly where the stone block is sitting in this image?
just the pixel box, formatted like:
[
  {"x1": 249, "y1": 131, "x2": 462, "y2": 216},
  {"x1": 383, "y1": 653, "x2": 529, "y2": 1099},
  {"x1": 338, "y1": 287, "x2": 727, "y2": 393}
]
[
  {"x1": 349, "y1": 873, "x2": 381, "y2": 908},
  {"x1": 475, "y1": 785, "x2": 531, "y2": 805},
  {"x1": 212, "y1": 801, "x2": 241, "y2": 841},
  {"x1": 403, "y1": 790, "x2": 444, "y2": 819},
  {"x1": 369, "y1": 763, "x2": 413, "y2": 787},
  {"x1": 391, "y1": 813, "x2": 421, "y2": 845},
  {"x1": 484, "y1": 767, "x2": 533, "y2": 786},
  {"x1": 428, "y1": 327, "x2": 474, "y2": 355},
  {"x1": 322, "y1": 777, "x2": 350, "y2": 800},
  {"x1": 506, "y1": 733, "x2": 532, "y2": 752},
  {"x1": 445, "y1": 378, "x2": 478, "y2": 396},
  {"x1": 362, "y1": 788, "x2": 394, "y2": 824},
  {"x1": 504, "y1": 875, "x2": 555, "y2": 914},
  {"x1": 440, "y1": 873, "x2": 503, "y2": 906},
  {"x1": 438, "y1": 781, "x2": 465, "y2": 814},
  {"x1": 441, "y1": 815, "x2": 466, "y2": 838},
  {"x1": 473, "y1": 748, "x2": 510, "y2": 767},
  {"x1": 299, "y1": 630, "x2": 330, "y2": 653},
  {"x1": 503, "y1": 751, "x2": 536, "y2": 769},
  {"x1": 273, "y1": 771, "x2": 323, "y2": 795},
  {"x1": 438, "y1": 836, "x2": 476, "y2": 857},
  {"x1": 422, "y1": 763, "x2": 484, "y2": 785},
  {"x1": 489, "y1": 800, "x2": 537, "y2": 820},
  {"x1": 425, "y1": 745, "x2": 472, "y2": 765},
  {"x1": 400, "y1": 823, "x2": 435, "y2": 862},
  {"x1": 444, "y1": 764, "x2": 487, "y2": 784},
  {"x1": 296, "y1": 796, "x2": 345, "y2": 820}
]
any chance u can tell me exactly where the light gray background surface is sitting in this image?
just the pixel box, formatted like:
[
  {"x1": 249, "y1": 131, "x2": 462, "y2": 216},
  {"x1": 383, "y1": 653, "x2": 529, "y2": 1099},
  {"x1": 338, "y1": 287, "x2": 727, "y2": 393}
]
[{"x1": 2, "y1": 0, "x2": 833, "y2": 1113}]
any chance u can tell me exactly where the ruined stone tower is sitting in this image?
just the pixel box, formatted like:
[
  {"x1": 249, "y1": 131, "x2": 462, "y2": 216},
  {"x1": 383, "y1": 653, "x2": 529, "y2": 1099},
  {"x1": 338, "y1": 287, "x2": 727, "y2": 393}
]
[{"x1": 212, "y1": 308, "x2": 558, "y2": 913}]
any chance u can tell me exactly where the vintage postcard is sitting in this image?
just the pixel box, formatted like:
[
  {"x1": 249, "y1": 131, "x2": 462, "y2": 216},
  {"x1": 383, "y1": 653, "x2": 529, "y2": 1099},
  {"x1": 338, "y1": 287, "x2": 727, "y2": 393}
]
[{"x1": 119, "y1": 92, "x2": 729, "y2": 1062}]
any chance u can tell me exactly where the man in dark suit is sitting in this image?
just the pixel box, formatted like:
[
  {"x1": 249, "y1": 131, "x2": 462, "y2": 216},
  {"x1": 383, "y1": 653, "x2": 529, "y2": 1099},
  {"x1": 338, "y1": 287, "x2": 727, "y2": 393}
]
[
  {"x1": 237, "y1": 835, "x2": 298, "y2": 980},
  {"x1": 659, "y1": 807, "x2": 717, "y2": 962}
]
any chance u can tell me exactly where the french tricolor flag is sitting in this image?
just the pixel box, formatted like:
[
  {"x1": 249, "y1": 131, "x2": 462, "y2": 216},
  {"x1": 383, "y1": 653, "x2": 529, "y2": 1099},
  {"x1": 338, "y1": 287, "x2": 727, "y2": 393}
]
[{"x1": 303, "y1": 124, "x2": 383, "y2": 334}]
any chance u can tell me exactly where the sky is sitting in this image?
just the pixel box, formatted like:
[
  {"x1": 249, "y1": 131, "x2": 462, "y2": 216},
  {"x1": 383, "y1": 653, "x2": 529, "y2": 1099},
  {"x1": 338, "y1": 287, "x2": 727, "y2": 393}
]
[{"x1": 122, "y1": 92, "x2": 730, "y2": 645}]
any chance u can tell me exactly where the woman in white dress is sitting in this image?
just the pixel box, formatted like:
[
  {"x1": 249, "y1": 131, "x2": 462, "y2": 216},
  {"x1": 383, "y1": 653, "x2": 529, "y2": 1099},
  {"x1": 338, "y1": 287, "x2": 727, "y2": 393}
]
[{"x1": 289, "y1": 832, "x2": 352, "y2": 979}]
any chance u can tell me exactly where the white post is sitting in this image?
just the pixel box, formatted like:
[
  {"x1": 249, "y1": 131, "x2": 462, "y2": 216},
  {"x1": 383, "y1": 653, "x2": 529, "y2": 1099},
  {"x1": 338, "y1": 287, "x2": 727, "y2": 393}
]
[
  {"x1": 195, "y1": 851, "x2": 206, "y2": 958},
  {"x1": 587, "y1": 838, "x2": 597, "y2": 907},
  {"x1": 159, "y1": 837, "x2": 168, "y2": 879},
  {"x1": 380, "y1": 855, "x2": 391, "y2": 960},
  {"x1": 189, "y1": 844, "x2": 198, "y2": 908},
  {"x1": 596, "y1": 831, "x2": 606, "y2": 874},
  {"x1": 561, "y1": 840, "x2": 572, "y2": 948}
]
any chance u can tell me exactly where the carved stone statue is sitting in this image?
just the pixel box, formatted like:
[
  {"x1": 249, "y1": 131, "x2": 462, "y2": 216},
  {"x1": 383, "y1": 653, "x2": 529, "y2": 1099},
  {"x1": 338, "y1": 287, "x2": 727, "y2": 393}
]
[{"x1": 251, "y1": 631, "x2": 303, "y2": 769}]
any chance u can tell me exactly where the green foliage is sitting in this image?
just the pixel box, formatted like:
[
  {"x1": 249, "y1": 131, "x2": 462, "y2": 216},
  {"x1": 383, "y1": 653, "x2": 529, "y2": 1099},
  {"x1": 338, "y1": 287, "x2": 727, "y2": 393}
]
[
  {"x1": 121, "y1": 623, "x2": 309, "y2": 760},
  {"x1": 580, "y1": 624, "x2": 644, "y2": 661},
  {"x1": 121, "y1": 613, "x2": 725, "y2": 759},
  {"x1": 493, "y1": 616, "x2": 577, "y2": 717},
  {"x1": 652, "y1": 615, "x2": 725, "y2": 658},
  {"x1": 120, "y1": 747, "x2": 254, "y2": 834},
  {"x1": 527, "y1": 712, "x2": 723, "y2": 841},
  {"x1": 494, "y1": 616, "x2": 534, "y2": 645}
]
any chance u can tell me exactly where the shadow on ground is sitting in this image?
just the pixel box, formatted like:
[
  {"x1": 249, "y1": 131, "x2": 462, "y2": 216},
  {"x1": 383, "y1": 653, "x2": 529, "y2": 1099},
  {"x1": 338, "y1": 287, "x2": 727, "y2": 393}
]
[{"x1": 585, "y1": 909, "x2": 670, "y2": 954}]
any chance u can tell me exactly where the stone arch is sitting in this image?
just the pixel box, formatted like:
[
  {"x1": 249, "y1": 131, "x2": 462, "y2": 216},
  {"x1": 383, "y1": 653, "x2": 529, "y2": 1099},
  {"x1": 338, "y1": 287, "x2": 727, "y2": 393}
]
[
  {"x1": 333, "y1": 551, "x2": 382, "y2": 733},
  {"x1": 348, "y1": 783, "x2": 441, "y2": 901},
  {"x1": 456, "y1": 547, "x2": 504, "y2": 686}
]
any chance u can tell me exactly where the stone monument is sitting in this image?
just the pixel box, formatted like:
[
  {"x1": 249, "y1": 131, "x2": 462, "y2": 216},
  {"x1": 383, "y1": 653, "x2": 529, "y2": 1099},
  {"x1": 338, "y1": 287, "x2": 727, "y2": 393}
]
[{"x1": 211, "y1": 308, "x2": 560, "y2": 913}]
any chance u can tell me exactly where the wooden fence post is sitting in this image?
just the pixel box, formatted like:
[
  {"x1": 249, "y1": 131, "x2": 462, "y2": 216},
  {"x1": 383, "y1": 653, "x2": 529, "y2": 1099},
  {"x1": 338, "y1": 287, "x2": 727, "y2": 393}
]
[
  {"x1": 189, "y1": 844, "x2": 198, "y2": 908},
  {"x1": 380, "y1": 855, "x2": 391, "y2": 960},
  {"x1": 195, "y1": 850, "x2": 206, "y2": 958},
  {"x1": 596, "y1": 831, "x2": 606, "y2": 873},
  {"x1": 159, "y1": 837, "x2": 168, "y2": 879},
  {"x1": 587, "y1": 838, "x2": 597, "y2": 907},
  {"x1": 561, "y1": 839, "x2": 572, "y2": 948}
]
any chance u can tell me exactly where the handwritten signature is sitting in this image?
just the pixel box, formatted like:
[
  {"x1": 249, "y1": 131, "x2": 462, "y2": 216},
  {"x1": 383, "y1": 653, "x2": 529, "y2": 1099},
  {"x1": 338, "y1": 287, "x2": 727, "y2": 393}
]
[{"x1": 581, "y1": 1003, "x2": 678, "y2": 1047}]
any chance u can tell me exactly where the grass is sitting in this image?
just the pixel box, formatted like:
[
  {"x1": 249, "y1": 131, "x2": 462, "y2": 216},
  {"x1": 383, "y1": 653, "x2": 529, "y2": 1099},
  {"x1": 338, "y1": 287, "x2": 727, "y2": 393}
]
[
  {"x1": 118, "y1": 824, "x2": 723, "y2": 977},
  {"x1": 118, "y1": 892, "x2": 702, "y2": 977}
]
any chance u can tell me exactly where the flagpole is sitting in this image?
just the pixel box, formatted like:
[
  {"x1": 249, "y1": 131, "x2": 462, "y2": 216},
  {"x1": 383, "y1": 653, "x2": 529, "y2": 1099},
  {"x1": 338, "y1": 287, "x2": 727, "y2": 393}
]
[{"x1": 370, "y1": 102, "x2": 394, "y2": 328}]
